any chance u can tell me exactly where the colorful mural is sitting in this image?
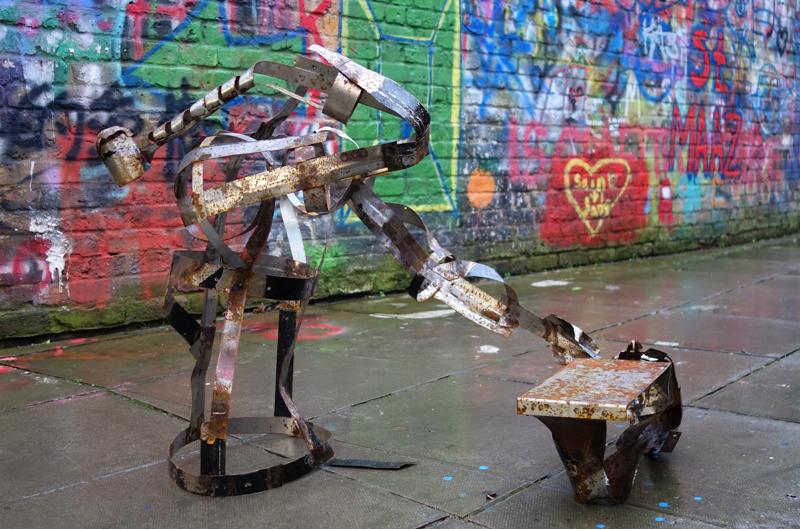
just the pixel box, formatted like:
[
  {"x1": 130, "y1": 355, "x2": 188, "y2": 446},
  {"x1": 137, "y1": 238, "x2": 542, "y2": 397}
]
[{"x1": 0, "y1": 0, "x2": 798, "y2": 336}]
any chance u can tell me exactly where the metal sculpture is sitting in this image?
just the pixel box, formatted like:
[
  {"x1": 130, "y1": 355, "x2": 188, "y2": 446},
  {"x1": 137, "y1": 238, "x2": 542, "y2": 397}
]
[
  {"x1": 517, "y1": 342, "x2": 682, "y2": 504},
  {"x1": 97, "y1": 46, "x2": 680, "y2": 499}
]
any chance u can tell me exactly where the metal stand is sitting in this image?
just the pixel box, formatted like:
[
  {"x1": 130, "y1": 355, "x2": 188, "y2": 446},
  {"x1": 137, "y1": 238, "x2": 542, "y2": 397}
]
[
  {"x1": 517, "y1": 345, "x2": 682, "y2": 504},
  {"x1": 162, "y1": 204, "x2": 333, "y2": 495}
]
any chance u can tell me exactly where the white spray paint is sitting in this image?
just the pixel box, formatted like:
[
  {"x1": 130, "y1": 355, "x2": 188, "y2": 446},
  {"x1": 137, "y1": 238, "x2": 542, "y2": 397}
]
[
  {"x1": 531, "y1": 279, "x2": 571, "y2": 287},
  {"x1": 22, "y1": 59, "x2": 55, "y2": 106},
  {"x1": 689, "y1": 304, "x2": 720, "y2": 312},
  {"x1": 478, "y1": 345, "x2": 500, "y2": 354},
  {"x1": 44, "y1": 30, "x2": 63, "y2": 54},
  {"x1": 69, "y1": 63, "x2": 106, "y2": 107},
  {"x1": 29, "y1": 212, "x2": 72, "y2": 292},
  {"x1": 370, "y1": 309, "x2": 455, "y2": 320}
]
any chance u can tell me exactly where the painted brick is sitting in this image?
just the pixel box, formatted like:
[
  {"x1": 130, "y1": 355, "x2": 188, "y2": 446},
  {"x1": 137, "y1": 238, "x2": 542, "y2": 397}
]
[{"x1": 0, "y1": 0, "x2": 799, "y2": 338}]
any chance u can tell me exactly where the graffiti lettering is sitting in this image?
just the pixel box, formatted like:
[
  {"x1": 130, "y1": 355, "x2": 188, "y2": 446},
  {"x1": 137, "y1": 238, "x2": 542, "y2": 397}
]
[
  {"x1": 688, "y1": 27, "x2": 730, "y2": 93},
  {"x1": 669, "y1": 104, "x2": 741, "y2": 178},
  {"x1": 564, "y1": 158, "x2": 633, "y2": 236}
]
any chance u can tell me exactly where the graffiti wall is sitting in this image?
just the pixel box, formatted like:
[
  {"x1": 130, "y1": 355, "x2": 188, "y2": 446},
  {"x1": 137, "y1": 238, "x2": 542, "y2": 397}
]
[{"x1": 0, "y1": 0, "x2": 798, "y2": 337}]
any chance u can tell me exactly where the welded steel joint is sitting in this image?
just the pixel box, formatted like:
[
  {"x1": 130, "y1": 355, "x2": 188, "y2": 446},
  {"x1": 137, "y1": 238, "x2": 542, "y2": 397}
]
[
  {"x1": 97, "y1": 45, "x2": 612, "y2": 497},
  {"x1": 517, "y1": 342, "x2": 683, "y2": 504}
]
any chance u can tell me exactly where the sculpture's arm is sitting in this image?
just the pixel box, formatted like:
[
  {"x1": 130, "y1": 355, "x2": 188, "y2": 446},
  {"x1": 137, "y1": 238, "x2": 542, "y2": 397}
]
[
  {"x1": 96, "y1": 45, "x2": 598, "y2": 363},
  {"x1": 347, "y1": 181, "x2": 599, "y2": 363}
]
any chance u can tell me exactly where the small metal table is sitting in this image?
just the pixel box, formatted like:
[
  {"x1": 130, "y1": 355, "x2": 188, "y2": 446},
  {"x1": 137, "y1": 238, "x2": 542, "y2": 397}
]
[{"x1": 517, "y1": 353, "x2": 682, "y2": 504}]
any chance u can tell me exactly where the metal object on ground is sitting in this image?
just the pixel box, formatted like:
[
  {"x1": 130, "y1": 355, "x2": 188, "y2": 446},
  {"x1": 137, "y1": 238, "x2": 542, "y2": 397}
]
[
  {"x1": 517, "y1": 342, "x2": 683, "y2": 504},
  {"x1": 98, "y1": 45, "x2": 612, "y2": 497}
]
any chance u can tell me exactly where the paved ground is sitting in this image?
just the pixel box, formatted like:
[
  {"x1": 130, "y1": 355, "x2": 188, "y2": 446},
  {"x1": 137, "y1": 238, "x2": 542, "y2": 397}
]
[{"x1": 2, "y1": 236, "x2": 800, "y2": 529}]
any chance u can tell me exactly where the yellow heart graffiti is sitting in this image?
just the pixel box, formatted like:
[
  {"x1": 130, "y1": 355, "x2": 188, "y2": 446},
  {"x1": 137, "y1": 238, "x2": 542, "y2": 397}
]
[{"x1": 563, "y1": 158, "x2": 632, "y2": 237}]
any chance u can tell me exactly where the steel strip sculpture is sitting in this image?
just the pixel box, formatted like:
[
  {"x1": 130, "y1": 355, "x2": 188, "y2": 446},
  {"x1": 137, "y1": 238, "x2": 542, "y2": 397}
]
[{"x1": 97, "y1": 46, "x2": 680, "y2": 500}]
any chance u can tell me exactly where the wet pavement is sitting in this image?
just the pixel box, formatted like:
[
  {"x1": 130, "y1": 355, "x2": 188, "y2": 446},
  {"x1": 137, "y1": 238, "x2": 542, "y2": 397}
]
[{"x1": 1, "y1": 236, "x2": 799, "y2": 529}]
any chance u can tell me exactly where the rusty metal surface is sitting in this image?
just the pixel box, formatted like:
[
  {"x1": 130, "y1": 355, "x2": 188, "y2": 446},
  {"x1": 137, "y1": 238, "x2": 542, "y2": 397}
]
[
  {"x1": 97, "y1": 45, "x2": 679, "y2": 499},
  {"x1": 516, "y1": 358, "x2": 671, "y2": 422},
  {"x1": 518, "y1": 343, "x2": 683, "y2": 505}
]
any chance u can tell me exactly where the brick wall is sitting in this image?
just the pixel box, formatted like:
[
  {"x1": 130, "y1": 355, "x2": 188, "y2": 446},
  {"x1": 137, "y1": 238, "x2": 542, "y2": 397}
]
[{"x1": 1, "y1": 0, "x2": 799, "y2": 338}]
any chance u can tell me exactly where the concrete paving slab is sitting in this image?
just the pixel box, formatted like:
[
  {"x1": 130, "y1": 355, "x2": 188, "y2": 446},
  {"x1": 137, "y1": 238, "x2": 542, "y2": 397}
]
[
  {"x1": 509, "y1": 269, "x2": 751, "y2": 314},
  {"x1": 2, "y1": 457, "x2": 445, "y2": 529},
  {"x1": 721, "y1": 242, "x2": 800, "y2": 263},
  {"x1": 329, "y1": 276, "x2": 656, "y2": 322},
  {"x1": 536, "y1": 407, "x2": 800, "y2": 529},
  {"x1": 472, "y1": 349, "x2": 563, "y2": 385},
  {"x1": 326, "y1": 295, "x2": 457, "y2": 316},
  {"x1": 697, "y1": 274, "x2": 800, "y2": 322},
  {"x1": 243, "y1": 304, "x2": 528, "y2": 369},
  {"x1": 3, "y1": 330, "x2": 195, "y2": 388},
  {"x1": 326, "y1": 259, "x2": 743, "y2": 323},
  {"x1": 471, "y1": 482, "x2": 724, "y2": 529},
  {"x1": 119, "y1": 341, "x2": 450, "y2": 420},
  {"x1": 0, "y1": 366, "x2": 93, "y2": 412},
  {"x1": 0, "y1": 391, "x2": 185, "y2": 502},
  {"x1": 516, "y1": 299, "x2": 651, "y2": 331},
  {"x1": 697, "y1": 353, "x2": 800, "y2": 422},
  {"x1": 316, "y1": 373, "x2": 564, "y2": 481},
  {"x1": 665, "y1": 255, "x2": 798, "y2": 276},
  {"x1": 324, "y1": 440, "x2": 521, "y2": 517},
  {"x1": 598, "y1": 311, "x2": 800, "y2": 357},
  {"x1": 651, "y1": 349, "x2": 769, "y2": 404},
  {"x1": 1, "y1": 239, "x2": 799, "y2": 528}
]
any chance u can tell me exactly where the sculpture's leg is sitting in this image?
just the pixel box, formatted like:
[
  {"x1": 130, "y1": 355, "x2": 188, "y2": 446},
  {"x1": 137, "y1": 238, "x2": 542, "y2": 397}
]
[
  {"x1": 195, "y1": 289, "x2": 221, "y2": 475},
  {"x1": 537, "y1": 417, "x2": 610, "y2": 503},
  {"x1": 537, "y1": 404, "x2": 682, "y2": 504},
  {"x1": 274, "y1": 303, "x2": 298, "y2": 418},
  {"x1": 190, "y1": 290, "x2": 217, "y2": 433},
  {"x1": 162, "y1": 248, "x2": 223, "y2": 475},
  {"x1": 604, "y1": 402, "x2": 683, "y2": 500},
  {"x1": 203, "y1": 271, "x2": 250, "y2": 483}
]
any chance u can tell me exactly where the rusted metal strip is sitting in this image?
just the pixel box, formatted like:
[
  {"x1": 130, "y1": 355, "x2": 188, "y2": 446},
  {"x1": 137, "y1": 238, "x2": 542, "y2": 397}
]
[
  {"x1": 327, "y1": 459, "x2": 415, "y2": 470},
  {"x1": 275, "y1": 309, "x2": 297, "y2": 418},
  {"x1": 348, "y1": 182, "x2": 597, "y2": 361},
  {"x1": 169, "y1": 417, "x2": 333, "y2": 496}
]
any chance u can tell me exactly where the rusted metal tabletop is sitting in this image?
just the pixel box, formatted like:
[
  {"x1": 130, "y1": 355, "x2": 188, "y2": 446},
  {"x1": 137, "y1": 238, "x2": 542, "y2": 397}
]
[
  {"x1": 516, "y1": 348, "x2": 683, "y2": 504},
  {"x1": 516, "y1": 358, "x2": 672, "y2": 422}
]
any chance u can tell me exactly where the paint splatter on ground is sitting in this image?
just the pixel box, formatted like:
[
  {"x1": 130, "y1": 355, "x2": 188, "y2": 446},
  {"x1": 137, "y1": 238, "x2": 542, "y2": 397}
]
[
  {"x1": 531, "y1": 280, "x2": 571, "y2": 287},
  {"x1": 689, "y1": 305, "x2": 721, "y2": 312},
  {"x1": 478, "y1": 345, "x2": 500, "y2": 354},
  {"x1": 370, "y1": 309, "x2": 455, "y2": 320}
]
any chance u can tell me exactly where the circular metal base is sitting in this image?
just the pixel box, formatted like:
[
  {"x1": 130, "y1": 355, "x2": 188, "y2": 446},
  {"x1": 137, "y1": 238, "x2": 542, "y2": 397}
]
[{"x1": 168, "y1": 416, "x2": 333, "y2": 496}]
